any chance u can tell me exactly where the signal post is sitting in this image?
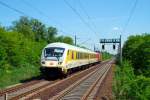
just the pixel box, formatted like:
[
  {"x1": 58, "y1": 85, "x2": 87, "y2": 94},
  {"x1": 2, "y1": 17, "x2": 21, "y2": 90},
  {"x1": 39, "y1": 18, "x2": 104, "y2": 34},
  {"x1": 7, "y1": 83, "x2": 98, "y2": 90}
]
[{"x1": 100, "y1": 35, "x2": 122, "y2": 64}]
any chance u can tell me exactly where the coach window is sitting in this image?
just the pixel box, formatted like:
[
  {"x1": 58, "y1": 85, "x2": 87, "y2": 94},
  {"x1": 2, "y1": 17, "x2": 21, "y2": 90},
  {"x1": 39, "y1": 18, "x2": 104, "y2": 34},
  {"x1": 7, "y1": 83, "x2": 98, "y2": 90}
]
[
  {"x1": 74, "y1": 51, "x2": 76, "y2": 60},
  {"x1": 67, "y1": 50, "x2": 69, "y2": 55},
  {"x1": 72, "y1": 51, "x2": 74, "y2": 59},
  {"x1": 70, "y1": 50, "x2": 72, "y2": 60},
  {"x1": 67, "y1": 50, "x2": 69, "y2": 60},
  {"x1": 83, "y1": 53, "x2": 84, "y2": 59},
  {"x1": 86, "y1": 54, "x2": 88, "y2": 59},
  {"x1": 79, "y1": 52, "x2": 80, "y2": 59}
]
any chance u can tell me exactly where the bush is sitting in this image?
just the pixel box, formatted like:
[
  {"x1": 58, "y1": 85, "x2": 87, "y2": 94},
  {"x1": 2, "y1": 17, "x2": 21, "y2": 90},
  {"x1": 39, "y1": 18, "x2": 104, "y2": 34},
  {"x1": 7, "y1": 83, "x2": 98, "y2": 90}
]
[
  {"x1": 114, "y1": 60, "x2": 150, "y2": 100},
  {"x1": 122, "y1": 34, "x2": 150, "y2": 76},
  {"x1": 0, "y1": 16, "x2": 74, "y2": 88},
  {"x1": 102, "y1": 52, "x2": 112, "y2": 60},
  {"x1": 0, "y1": 64, "x2": 40, "y2": 88}
]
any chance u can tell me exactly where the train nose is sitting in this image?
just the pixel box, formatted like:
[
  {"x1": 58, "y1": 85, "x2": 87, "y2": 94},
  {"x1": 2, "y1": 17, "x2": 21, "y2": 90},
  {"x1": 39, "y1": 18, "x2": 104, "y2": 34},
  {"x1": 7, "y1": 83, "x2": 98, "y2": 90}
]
[
  {"x1": 49, "y1": 62, "x2": 54, "y2": 65},
  {"x1": 41, "y1": 60, "x2": 59, "y2": 67}
]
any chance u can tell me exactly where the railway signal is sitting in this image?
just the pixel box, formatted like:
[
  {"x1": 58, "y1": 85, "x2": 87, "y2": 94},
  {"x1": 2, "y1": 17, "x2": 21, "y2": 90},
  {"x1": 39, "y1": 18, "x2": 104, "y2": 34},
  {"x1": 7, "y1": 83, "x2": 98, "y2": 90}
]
[
  {"x1": 102, "y1": 44, "x2": 105, "y2": 50},
  {"x1": 113, "y1": 44, "x2": 116, "y2": 50},
  {"x1": 100, "y1": 35, "x2": 122, "y2": 64}
]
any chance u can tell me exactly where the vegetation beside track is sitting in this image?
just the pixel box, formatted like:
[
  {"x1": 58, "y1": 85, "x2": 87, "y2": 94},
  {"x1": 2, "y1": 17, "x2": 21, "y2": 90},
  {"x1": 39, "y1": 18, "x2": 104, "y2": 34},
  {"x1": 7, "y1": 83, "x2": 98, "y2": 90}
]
[
  {"x1": 113, "y1": 34, "x2": 150, "y2": 99},
  {"x1": 0, "y1": 16, "x2": 73, "y2": 88},
  {"x1": 102, "y1": 52, "x2": 112, "y2": 60}
]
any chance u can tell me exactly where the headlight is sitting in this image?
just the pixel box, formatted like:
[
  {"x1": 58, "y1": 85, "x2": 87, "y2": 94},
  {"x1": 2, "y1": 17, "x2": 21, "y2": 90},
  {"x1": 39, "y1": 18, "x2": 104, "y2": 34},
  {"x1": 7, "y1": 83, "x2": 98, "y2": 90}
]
[
  {"x1": 41, "y1": 61, "x2": 45, "y2": 64},
  {"x1": 58, "y1": 62, "x2": 62, "y2": 65}
]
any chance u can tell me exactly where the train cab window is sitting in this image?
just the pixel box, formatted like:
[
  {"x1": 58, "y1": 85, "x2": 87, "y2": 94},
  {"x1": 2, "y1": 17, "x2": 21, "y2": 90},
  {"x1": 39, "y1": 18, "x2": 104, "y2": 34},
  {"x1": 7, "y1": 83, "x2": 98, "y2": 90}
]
[{"x1": 44, "y1": 47, "x2": 65, "y2": 58}]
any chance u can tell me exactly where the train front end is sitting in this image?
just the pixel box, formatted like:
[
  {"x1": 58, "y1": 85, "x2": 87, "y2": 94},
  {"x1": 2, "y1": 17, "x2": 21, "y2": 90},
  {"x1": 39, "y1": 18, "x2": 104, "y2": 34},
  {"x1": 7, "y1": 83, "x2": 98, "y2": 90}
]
[{"x1": 40, "y1": 46, "x2": 67, "y2": 77}]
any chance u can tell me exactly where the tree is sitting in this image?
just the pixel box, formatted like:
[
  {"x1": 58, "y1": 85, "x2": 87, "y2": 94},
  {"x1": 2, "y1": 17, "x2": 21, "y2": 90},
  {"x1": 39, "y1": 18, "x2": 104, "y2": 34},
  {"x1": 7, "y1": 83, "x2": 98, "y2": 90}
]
[
  {"x1": 46, "y1": 27, "x2": 57, "y2": 43},
  {"x1": 134, "y1": 39, "x2": 150, "y2": 76},
  {"x1": 30, "y1": 19, "x2": 46, "y2": 41},
  {"x1": 63, "y1": 36, "x2": 73, "y2": 44},
  {"x1": 55, "y1": 35, "x2": 64, "y2": 42},
  {"x1": 122, "y1": 34, "x2": 150, "y2": 76},
  {"x1": 11, "y1": 16, "x2": 34, "y2": 39}
]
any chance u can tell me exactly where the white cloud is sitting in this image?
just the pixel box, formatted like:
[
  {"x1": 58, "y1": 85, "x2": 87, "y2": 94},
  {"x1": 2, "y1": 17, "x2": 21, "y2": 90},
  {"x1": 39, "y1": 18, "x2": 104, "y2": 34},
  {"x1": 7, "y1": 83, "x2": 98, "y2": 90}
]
[{"x1": 113, "y1": 27, "x2": 119, "y2": 31}]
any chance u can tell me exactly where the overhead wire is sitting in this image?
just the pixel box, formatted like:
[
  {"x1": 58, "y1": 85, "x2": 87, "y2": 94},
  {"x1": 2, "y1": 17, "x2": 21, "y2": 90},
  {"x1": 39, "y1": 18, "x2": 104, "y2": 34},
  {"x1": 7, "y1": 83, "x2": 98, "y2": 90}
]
[
  {"x1": 78, "y1": 0, "x2": 98, "y2": 35},
  {"x1": 0, "y1": 0, "x2": 27, "y2": 16},
  {"x1": 78, "y1": 38, "x2": 91, "y2": 46},
  {"x1": 63, "y1": 0, "x2": 99, "y2": 37},
  {"x1": 122, "y1": 0, "x2": 138, "y2": 33},
  {"x1": 22, "y1": 0, "x2": 74, "y2": 37},
  {"x1": 0, "y1": 0, "x2": 74, "y2": 37}
]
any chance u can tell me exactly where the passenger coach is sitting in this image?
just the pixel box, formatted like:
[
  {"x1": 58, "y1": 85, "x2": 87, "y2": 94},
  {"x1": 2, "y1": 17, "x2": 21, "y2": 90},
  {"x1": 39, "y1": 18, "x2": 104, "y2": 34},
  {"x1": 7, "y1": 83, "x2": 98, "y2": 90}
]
[{"x1": 40, "y1": 42, "x2": 101, "y2": 77}]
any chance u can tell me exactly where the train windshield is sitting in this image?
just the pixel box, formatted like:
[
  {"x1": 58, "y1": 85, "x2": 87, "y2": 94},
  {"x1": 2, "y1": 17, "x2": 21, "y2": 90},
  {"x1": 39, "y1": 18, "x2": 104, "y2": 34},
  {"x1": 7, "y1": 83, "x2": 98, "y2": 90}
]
[{"x1": 44, "y1": 47, "x2": 65, "y2": 58}]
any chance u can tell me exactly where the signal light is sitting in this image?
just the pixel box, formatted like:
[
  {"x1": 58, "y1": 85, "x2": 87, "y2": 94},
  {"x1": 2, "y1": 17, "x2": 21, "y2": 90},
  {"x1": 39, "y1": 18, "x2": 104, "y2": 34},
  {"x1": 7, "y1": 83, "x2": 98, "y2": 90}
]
[
  {"x1": 102, "y1": 45, "x2": 105, "y2": 50},
  {"x1": 113, "y1": 44, "x2": 115, "y2": 50}
]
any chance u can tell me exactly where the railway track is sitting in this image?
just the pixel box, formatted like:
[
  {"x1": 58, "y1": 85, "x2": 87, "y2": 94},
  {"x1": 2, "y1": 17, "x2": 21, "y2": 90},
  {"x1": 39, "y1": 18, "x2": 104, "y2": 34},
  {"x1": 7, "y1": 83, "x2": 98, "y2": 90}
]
[
  {"x1": 0, "y1": 79, "x2": 58, "y2": 100},
  {"x1": 0, "y1": 60, "x2": 112, "y2": 100},
  {"x1": 51, "y1": 60, "x2": 112, "y2": 100},
  {"x1": 27, "y1": 60, "x2": 111, "y2": 100},
  {"x1": 0, "y1": 80, "x2": 41, "y2": 96}
]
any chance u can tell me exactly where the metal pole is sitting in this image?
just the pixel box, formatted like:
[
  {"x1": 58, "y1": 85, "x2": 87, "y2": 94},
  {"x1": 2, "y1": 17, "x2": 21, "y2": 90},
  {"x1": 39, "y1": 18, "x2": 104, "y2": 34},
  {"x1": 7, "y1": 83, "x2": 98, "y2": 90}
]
[
  {"x1": 5, "y1": 93, "x2": 7, "y2": 100},
  {"x1": 75, "y1": 35, "x2": 76, "y2": 46},
  {"x1": 120, "y1": 35, "x2": 122, "y2": 64}
]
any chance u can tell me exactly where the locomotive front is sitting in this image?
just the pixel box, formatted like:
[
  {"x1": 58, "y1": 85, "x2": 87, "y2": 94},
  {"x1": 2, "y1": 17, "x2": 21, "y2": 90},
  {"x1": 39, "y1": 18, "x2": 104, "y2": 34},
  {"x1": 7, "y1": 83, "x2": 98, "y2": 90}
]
[{"x1": 40, "y1": 46, "x2": 67, "y2": 76}]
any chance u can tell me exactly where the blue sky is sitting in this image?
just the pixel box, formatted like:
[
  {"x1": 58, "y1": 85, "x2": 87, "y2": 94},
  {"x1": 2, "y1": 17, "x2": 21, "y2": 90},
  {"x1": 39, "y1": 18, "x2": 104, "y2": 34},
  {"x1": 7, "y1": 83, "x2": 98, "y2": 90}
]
[{"x1": 0, "y1": 0, "x2": 149, "y2": 53}]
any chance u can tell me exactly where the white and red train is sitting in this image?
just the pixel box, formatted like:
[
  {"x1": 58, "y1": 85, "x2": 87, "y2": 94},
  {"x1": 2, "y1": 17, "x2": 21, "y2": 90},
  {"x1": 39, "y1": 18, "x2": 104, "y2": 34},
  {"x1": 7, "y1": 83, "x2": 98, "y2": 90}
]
[{"x1": 40, "y1": 42, "x2": 102, "y2": 77}]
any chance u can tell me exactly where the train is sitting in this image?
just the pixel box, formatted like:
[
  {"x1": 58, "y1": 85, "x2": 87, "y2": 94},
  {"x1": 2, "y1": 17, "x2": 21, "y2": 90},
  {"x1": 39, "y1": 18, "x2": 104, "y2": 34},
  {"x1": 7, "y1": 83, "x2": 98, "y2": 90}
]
[{"x1": 40, "y1": 42, "x2": 102, "y2": 77}]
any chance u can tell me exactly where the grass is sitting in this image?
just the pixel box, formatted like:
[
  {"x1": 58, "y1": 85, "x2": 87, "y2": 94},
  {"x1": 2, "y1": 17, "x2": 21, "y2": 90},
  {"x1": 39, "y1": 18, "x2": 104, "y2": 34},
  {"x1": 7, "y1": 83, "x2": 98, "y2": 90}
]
[
  {"x1": 102, "y1": 52, "x2": 112, "y2": 61},
  {"x1": 113, "y1": 60, "x2": 150, "y2": 100},
  {"x1": 0, "y1": 64, "x2": 40, "y2": 89}
]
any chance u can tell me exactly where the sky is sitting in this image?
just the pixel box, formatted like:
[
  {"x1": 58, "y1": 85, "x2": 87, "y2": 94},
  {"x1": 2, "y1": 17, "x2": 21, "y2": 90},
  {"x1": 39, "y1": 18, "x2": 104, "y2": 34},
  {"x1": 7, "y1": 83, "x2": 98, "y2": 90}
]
[{"x1": 0, "y1": 0, "x2": 150, "y2": 54}]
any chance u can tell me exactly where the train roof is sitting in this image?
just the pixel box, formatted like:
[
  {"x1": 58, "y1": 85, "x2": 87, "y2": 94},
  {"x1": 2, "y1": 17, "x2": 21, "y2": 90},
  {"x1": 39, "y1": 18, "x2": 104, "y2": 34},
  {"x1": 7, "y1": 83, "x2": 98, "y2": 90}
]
[{"x1": 45, "y1": 42, "x2": 96, "y2": 54}]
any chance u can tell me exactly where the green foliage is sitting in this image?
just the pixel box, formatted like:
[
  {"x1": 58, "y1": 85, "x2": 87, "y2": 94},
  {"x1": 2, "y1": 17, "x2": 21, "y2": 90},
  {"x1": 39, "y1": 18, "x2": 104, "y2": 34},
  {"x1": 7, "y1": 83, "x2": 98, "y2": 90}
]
[
  {"x1": 46, "y1": 26, "x2": 57, "y2": 43},
  {"x1": 114, "y1": 34, "x2": 150, "y2": 99},
  {"x1": 54, "y1": 35, "x2": 73, "y2": 45},
  {"x1": 0, "y1": 28, "x2": 45, "y2": 68},
  {"x1": 0, "y1": 16, "x2": 73, "y2": 88},
  {"x1": 0, "y1": 65, "x2": 40, "y2": 88},
  {"x1": 102, "y1": 51, "x2": 112, "y2": 60},
  {"x1": 122, "y1": 34, "x2": 150, "y2": 76},
  {"x1": 62, "y1": 36, "x2": 73, "y2": 44},
  {"x1": 114, "y1": 60, "x2": 150, "y2": 100},
  {"x1": 11, "y1": 16, "x2": 34, "y2": 39}
]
